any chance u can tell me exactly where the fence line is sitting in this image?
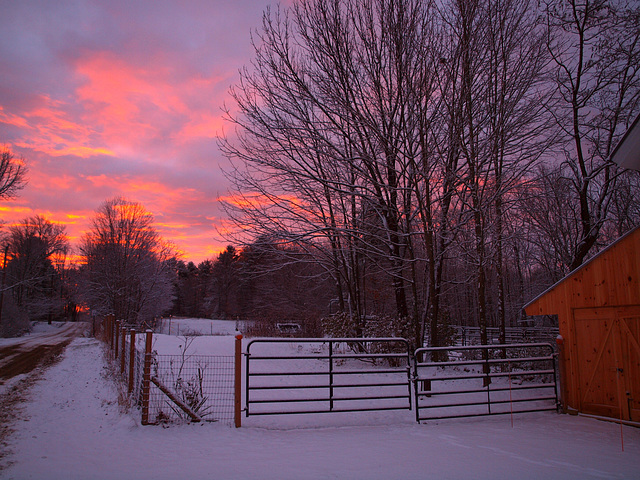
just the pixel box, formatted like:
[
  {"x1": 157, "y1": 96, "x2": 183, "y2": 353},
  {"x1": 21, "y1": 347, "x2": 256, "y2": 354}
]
[
  {"x1": 449, "y1": 326, "x2": 559, "y2": 346},
  {"x1": 95, "y1": 315, "x2": 559, "y2": 426}
]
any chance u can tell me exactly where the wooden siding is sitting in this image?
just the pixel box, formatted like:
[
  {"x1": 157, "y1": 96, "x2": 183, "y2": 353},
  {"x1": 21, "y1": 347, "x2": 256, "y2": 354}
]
[{"x1": 525, "y1": 227, "x2": 640, "y2": 316}]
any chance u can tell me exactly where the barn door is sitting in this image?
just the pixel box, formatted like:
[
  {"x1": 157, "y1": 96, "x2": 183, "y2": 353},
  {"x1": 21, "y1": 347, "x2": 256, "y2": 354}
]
[
  {"x1": 619, "y1": 311, "x2": 640, "y2": 421},
  {"x1": 573, "y1": 307, "x2": 640, "y2": 421}
]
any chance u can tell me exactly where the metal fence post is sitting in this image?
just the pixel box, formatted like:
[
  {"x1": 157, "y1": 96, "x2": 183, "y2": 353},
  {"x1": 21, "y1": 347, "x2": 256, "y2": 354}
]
[
  {"x1": 234, "y1": 333, "x2": 243, "y2": 428},
  {"x1": 104, "y1": 315, "x2": 109, "y2": 343},
  {"x1": 484, "y1": 346, "x2": 492, "y2": 413},
  {"x1": 329, "y1": 341, "x2": 334, "y2": 411},
  {"x1": 141, "y1": 329, "x2": 153, "y2": 425},
  {"x1": 128, "y1": 329, "x2": 136, "y2": 395},
  {"x1": 107, "y1": 315, "x2": 113, "y2": 348}
]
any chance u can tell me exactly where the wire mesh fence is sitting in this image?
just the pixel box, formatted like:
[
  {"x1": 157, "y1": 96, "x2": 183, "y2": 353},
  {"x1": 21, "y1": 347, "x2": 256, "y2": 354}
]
[
  {"x1": 121, "y1": 333, "x2": 146, "y2": 405},
  {"x1": 147, "y1": 354, "x2": 235, "y2": 424},
  {"x1": 96, "y1": 315, "x2": 240, "y2": 426}
]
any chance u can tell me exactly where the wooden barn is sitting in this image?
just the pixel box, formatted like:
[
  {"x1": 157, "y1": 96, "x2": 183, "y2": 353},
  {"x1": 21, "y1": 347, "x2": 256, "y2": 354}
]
[{"x1": 524, "y1": 226, "x2": 640, "y2": 422}]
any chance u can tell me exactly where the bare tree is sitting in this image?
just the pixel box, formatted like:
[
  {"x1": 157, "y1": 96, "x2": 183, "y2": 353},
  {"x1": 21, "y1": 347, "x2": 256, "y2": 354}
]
[
  {"x1": 0, "y1": 147, "x2": 28, "y2": 200},
  {"x1": 5, "y1": 215, "x2": 69, "y2": 322},
  {"x1": 79, "y1": 197, "x2": 176, "y2": 326},
  {"x1": 544, "y1": 0, "x2": 640, "y2": 270},
  {"x1": 436, "y1": 0, "x2": 553, "y2": 347}
]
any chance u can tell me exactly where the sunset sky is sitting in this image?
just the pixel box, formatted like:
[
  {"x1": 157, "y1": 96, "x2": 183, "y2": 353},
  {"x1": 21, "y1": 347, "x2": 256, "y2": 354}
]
[{"x1": 0, "y1": 0, "x2": 280, "y2": 264}]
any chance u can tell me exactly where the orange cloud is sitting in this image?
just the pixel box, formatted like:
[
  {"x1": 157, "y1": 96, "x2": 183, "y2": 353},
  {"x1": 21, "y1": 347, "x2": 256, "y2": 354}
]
[
  {"x1": 29, "y1": 173, "x2": 78, "y2": 190},
  {"x1": 81, "y1": 174, "x2": 204, "y2": 209},
  {"x1": 1, "y1": 53, "x2": 232, "y2": 265},
  {"x1": 0, "y1": 204, "x2": 33, "y2": 215},
  {"x1": 0, "y1": 205, "x2": 91, "y2": 243},
  {"x1": 217, "y1": 193, "x2": 271, "y2": 210},
  {"x1": 76, "y1": 53, "x2": 184, "y2": 123}
]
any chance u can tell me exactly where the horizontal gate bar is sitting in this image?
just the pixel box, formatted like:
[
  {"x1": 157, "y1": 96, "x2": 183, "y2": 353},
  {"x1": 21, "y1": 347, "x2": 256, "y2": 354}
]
[
  {"x1": 249, "y1": 381, "x2": 409, "y2": 391},
  {"x1": 249, "y1": 394, "x2": 410, "y2": 404},
  {"x1": 250, "y1": 405, "x2": 412, "y2": 416}
]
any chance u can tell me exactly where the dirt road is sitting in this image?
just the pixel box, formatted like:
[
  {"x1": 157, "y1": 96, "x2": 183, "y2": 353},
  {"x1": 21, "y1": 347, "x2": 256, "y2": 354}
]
[{"x1": 0, "y1": 323, "x2": 87, "y2": 384}]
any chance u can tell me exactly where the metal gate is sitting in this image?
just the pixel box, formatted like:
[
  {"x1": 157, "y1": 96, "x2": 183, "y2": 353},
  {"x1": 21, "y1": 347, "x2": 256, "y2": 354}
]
[
  {"x1": 414, "y1": 343, "x2": 558, "y2": 422},
  {"x1": 245, "y1": 337, "x2": 412, "y2": 417}
]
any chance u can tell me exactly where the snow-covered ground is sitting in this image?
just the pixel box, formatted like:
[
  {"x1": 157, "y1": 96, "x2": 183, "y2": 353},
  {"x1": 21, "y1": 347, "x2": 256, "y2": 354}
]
[{"x1": 1, "y1": 326, "x2": 639, "y2": 479}]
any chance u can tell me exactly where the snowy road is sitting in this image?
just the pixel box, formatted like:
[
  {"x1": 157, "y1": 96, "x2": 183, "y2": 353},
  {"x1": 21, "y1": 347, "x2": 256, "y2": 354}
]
[{"x1": 0, "y1": 322, "x2": 87, "y2": 385}]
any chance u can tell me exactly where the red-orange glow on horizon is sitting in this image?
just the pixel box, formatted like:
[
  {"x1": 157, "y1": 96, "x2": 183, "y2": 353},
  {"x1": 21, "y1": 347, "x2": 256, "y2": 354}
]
[
  {"x1": 218, "y1": 192, "x2": 309, "y2": 210},
  {"x1": 0, "y1": 204, "x2": 32, "y2": 215},
  {"x1": 217, "y1": 193, "x2": 270, "y2": 210}
]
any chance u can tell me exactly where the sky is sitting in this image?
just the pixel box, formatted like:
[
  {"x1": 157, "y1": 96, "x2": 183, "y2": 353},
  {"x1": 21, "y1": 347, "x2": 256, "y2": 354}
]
[{"x1": 0, "y1": 0, "x2": 282, "y2": 264}]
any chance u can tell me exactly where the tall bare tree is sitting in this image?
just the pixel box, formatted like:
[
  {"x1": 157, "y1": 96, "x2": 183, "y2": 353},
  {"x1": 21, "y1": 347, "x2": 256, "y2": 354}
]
[
  {"x1": 221, "y1": 0, "x2": 443, "y2": 346},
  {"x1": 79, "y1": 197, "x2": 176, "y2": 325},
  {"x1": 437, "y1": 0, "x2": 552, "y2": 346},
  {"x1": 544, "y1": 0, "x2": 640, "y2": 270}
]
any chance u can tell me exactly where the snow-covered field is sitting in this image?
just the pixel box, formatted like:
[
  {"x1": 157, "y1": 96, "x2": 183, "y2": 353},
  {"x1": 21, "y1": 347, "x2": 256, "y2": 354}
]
[
  {"x1": 155, "y1": 317, "x2": 240, "y2": 337},
  {"x1": 1, "y1": 321, "x2": 639, "y2": 479}
]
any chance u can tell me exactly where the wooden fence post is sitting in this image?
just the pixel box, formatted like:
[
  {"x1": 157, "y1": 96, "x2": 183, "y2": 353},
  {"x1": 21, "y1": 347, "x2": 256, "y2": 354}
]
[
  {"x1": 114, "y1": 320, "x2": 120, "y2": 359},
  {"x1": 234, "y1": 333, "x2": 243, "y2": 428},
  {"x1": 120, "y1": 326, "x2": 126, "y2": 373},
  {"x1": 128, "y1": 329, "x2": 136, "y2": 395},
  {"x1": 105, "y1": 315, "x2": 110, "y2": 344},
  {"x1": 110, "y1": 317, "x2": 116, "y2": 352},
  {"x1": 141, "y1": 329, "x2": 153, "y2": 425}
]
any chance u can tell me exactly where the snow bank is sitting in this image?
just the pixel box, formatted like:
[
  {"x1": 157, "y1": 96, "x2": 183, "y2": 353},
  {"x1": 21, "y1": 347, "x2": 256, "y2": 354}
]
[
  {"x1": 0, "y1": 321, "x2": 68, "y2": 347},
  {"x1": 2, "y1": 337, "x2": 639, "y2": 480}
]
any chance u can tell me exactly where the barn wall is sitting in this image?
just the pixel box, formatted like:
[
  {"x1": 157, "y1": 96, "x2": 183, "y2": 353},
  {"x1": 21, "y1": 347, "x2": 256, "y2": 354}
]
[{"x1": 524, "y1": 227, "x2": 640, "y2": 417}]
